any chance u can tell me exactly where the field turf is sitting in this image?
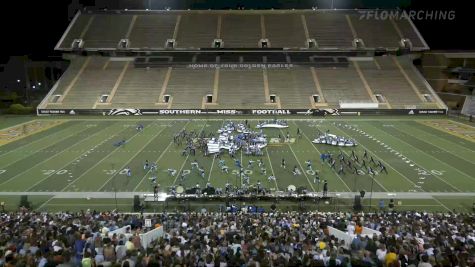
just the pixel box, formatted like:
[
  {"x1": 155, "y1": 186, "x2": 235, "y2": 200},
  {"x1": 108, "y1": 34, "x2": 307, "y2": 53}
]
[{"x1": 0, "y1": 116, "x2": 474, "y2": 212}]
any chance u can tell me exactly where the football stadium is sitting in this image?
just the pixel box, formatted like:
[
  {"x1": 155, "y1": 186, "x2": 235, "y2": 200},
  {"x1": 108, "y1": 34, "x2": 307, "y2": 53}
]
[{"x1": 0, "y1": 0, "x2": 474, "y2": 266}]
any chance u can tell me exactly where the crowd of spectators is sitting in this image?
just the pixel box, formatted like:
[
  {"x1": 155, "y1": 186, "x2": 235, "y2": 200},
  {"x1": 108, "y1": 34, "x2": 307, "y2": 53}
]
[{"x1": 0, "y1": 209, "x2": 474, "y2": 267}]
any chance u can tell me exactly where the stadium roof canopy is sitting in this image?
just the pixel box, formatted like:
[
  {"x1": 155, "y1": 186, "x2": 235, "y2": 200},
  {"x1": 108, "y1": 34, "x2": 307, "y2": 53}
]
[{"x1": 56, "y1": 9, "x2": 429, "y2": 52}]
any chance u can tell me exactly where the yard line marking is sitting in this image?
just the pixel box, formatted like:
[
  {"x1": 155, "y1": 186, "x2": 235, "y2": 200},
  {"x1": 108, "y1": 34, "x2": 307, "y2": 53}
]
[
  {"x1": 331, "y1": 124, "x2": 448, "y2": 193},
  {"x1": 0, "y1": 121, "x2": 80, "y2": 160},
  {"x1": 0, "y1": 123, "x2": 117, "y2": 188},
  {"x1": 295, "y1": 123, "x2": 351, "y2": 192},
  {"x1": 134, "y1": 122, "x2": 190, "y2": 191},
  {"x1": 376, "y1": 127, "x2": 465, "y2": 190},
  {"x1": 208, "y1": 156, "x2": 216, "y2": 182},
  {"x1": 265, "y1": 147, "x2": 279, "y2": 190},
  {"x1": 0, "y1": 122, "x2": 94, "y2": 169},
  {"x1": 172, "y1": 122, "x2": 207, "y2": 186},
  {"x1": 335, "y1": 145, "x2": 390, "y2": 192},
  {"x1": 24, "y1": 123, "x2": 127, "y2": 191},
  {"x1": 280, "y1": 128, "x2": 315, "y2": 192},
  {"x1": 35, "y1": 196, "x2": 56, "y2": 211},
  {"x1": 59, "y1": 123, "x2": 155, "y2": 192},
  {"x1": 240, "y1": 146, "x2": 244, "y2": 186},
  {"x1": 411, "y1": 122, "x2": 475, "y2": 152},
  {"x1": 97, "y1": 124, "x2": 167, "y2": 191},
  {"x1": 431, "y1": 197, "x2": 452, "y2": 212},
  {"x1": 208, "y1": 120, "x2": 225, "y2": 183},
  {"x1": 400, "y1": 127, "x2": 475, "y2": 181}
]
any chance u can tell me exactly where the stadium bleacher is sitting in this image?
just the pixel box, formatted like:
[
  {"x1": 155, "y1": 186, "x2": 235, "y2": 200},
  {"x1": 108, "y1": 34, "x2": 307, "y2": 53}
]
[
  {"x1": 217, "y1": 69, "x2": 268, "y2": 108},
  {"x1": 264, "y1": 14, "x2": 307, "y2": 48},
  {"x1": 267, "y1": 67, "x2": 320, "y2": 108},
  {"x1": 175, "y1": 13, "x2": 219, "y2": 49},
  {"x1": 221, "y1": 14, "x2": 261, "y2": 48},
  {"x1": 164, "y1": 68, "x2": 215, "y2": 108},
  {"x1": 305, "y1": 12, "x2": 354, "y2": 48},
  {"x1": 108, "y1": 64, "x2": 168, "y2": 108},
  {"x1": 82, "y1": 14, "x2": 133, "y2": 49},
  {"x1": 56, "y1": 10, "x2": 429, "y2": 51},
  {"x1": 41, "y1": 55, "x2": 443, "y2": 110},
  {"x1": 359, "y1": 57, "x2": 422, "y2": 107},
  {"x1": 315, "y1": 64, "x2": 373, "y2": 105},
  {"x1": 349, "y1": 15, "x2": 402, "y2": 49},
  {"x1": 128, "y1": 14, "x2": 177, "y2": 49},
  {"x1": 41, "y1": 8, "x2": 446, "y2": 113}
]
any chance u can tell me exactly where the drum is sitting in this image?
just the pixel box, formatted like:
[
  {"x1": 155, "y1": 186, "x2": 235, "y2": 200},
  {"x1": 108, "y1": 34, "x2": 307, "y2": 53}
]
[{"x1": 176, "y1": 186, "x2": 184, "y2": 194}]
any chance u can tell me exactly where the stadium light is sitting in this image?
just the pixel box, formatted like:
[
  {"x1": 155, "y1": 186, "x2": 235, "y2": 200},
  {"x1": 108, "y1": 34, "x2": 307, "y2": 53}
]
[
  {"x1": 17, "y1": 79, "x2": 20, "y2": 83},
  {"x1": 38, "y1": 82, "x2": 42, "y2": 86},
  {"x1": 32, "y1": 86, "x2": 36, "y2": 89}
]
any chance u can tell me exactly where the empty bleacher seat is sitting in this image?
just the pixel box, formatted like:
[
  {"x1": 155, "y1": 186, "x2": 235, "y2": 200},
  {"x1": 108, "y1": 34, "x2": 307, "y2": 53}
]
[
  {"x1": 166, "y1": 68, "x2": 215, "y2": 108},
  {"x1": 59, "y1": 14, "x2": 94, "y2": 49},
  {"x1": 176, "y1": 14, "x2": 218, "y2": 48},
  {"x1": 128, "y1": 14, "x2": 177, "y2": 48},
  {"x1": 110, "y1": 66, "x2": 168, "y2": 107},
  {"x1": 221, "y1": 15, "x2": 261, "y2": 48},
  {"x1": 61, "y1": 57, "x2": 126, "y2": 108},
  {"x1": 267, "y1": 67, "x2": 316, "y2": 108},
  {"x1": 394, "y1": 18, "x2": 426, "y2": 49},
  {"x1": 264, "y1": 14, "x2": 306, "y2": 48},
  {"x1": 217, "y1": 70, "x2": 266, "y2": 108},
  {"x1": 316, "y1": 65, "x2": 372, "y2": 104},
  {"x1": 305, "y1": 12, "x2": 354, "y2": 48},
  {"x1": 83, "y1": 15, "x2": 133, "y2": 49},
  {"x1": 358, "y1": 57, "x2": 421, "y2": 107},
  {"x1": 350, "y1": 15, "x2": 401, "y2": 48}
]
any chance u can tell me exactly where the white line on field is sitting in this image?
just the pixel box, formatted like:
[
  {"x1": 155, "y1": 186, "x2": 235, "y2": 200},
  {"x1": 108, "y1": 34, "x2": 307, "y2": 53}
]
[
  {"x1": 172, "y1": 122, "x2": 207, "y2": 186},
  {"x1": 97, "y1": 124, "x2": 167, "y2": 191},
  {"x1": 279, "y1": 128, "x2": 315, "y2": 192},
  {"x1": 208, "y1": 120, "x2": 225, "y2": 183},
  {"x1": 364, "y1": 124, "x2": 463, "y2": 191},
  {"x1": 295, "y1": 122, "x2": 351, "y2": 192},
  {"x1": 265, "y1": 147, "x2": 279, "y2": 190},
  {"x1": 134, "y1": 121, "x2": 190, "y2": 191},
  {"x1": 59, "y1": 123, "x2": 153, "y2": 192},
  {"x1": 1, "y1": 123, "x2": 118, "y2": 189},
  {"x1": 330, "y1": 124, "x2": 442, "y2": 193}
]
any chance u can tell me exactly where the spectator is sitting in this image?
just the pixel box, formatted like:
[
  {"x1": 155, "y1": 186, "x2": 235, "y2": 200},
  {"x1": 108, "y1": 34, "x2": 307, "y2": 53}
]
[
  {"x1": 81, "y1": 251, "x2": 95, "y2": 267},
  {"x1": 0, "y1": 210, "x2": 473, "y2": 266},
  {"x1": 125, "y1": 237, "x2": 135, "y2": 251},
  {"x1": 115, "y1": 240, "x2": 127, "y2": 262},
  {"x1": 376, "y1": 244, "x2": 388, "y2": 263},
  {"x1": 418, "y1": 254, "x2": 432, "y2": 267},
  {"x1": 385, "y1": 246, "x2": 398, "y2": 266},
  {"x1": 355, "y1": 222, "x2": 363, "y2": 235}
]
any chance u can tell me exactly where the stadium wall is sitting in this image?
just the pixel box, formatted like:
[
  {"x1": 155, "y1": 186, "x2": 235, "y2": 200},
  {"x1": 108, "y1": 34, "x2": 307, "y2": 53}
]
[{"x1": 37, "y1": 108, "x2": 447, "y2": 116}]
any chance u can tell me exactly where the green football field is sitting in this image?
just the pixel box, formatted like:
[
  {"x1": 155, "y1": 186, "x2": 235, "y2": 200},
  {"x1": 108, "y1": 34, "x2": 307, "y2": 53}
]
[{"x1": 0, "y1": 116, "x2": 474, "y2": 212}]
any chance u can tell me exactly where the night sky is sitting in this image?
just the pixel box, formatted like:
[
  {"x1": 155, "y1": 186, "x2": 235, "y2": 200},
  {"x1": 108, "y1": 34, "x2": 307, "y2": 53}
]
[{"x1": 0, "y1": 0, "x2": 472, "y2": 63}]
